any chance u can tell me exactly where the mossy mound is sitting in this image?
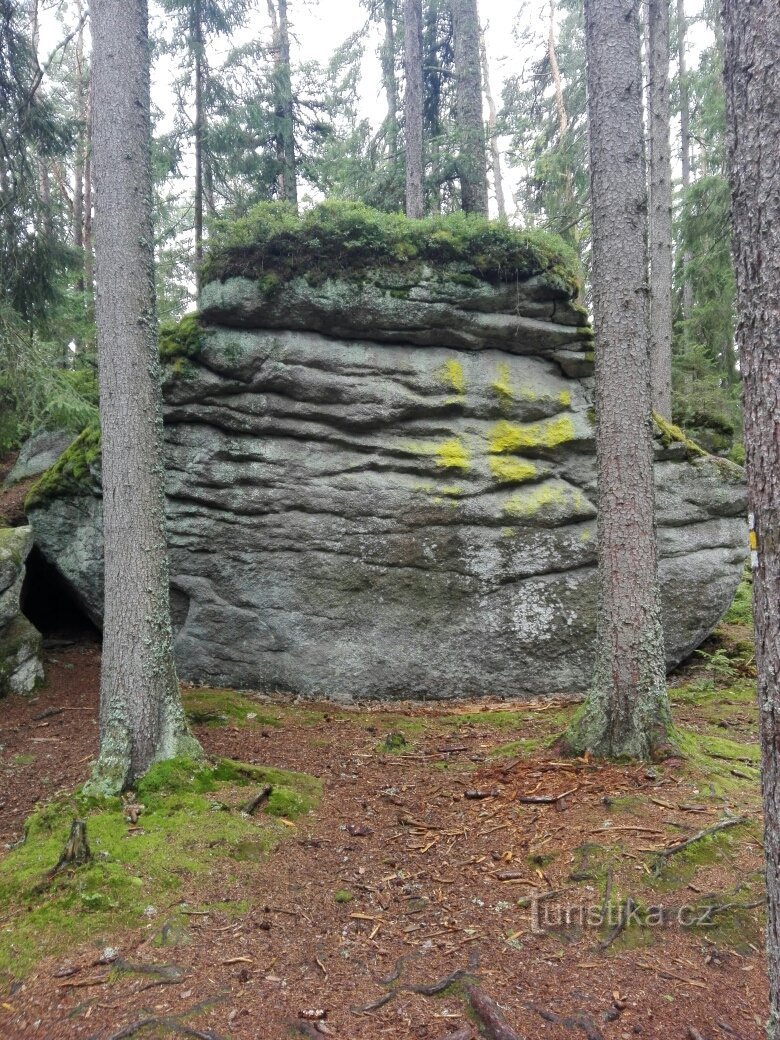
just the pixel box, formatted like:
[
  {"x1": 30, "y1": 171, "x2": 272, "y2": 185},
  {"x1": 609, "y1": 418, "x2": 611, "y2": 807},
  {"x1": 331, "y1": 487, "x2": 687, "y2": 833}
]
[
  {"x1": 200, "y1": 200, "x2": 582, "y2": 296},
  {"x1": 0, "y1": 757, "x2": 321, "y2": 982}
]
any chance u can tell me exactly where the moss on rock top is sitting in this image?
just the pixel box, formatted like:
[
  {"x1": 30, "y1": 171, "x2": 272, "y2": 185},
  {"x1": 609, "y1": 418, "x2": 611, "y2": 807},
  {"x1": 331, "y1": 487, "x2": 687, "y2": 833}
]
[
  {"x1": 25, "y1": 425, "x2": 101, "y2": 511},
  {"x1": 200, "y1": 200, "x2": 582, "y2": 296}
]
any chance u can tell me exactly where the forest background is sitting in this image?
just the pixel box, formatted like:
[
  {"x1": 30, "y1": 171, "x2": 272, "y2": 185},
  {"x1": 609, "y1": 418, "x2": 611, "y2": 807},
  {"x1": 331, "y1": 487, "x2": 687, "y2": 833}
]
[{"x1": 1, "y1": 0, "x2": 737, "y2": 462}]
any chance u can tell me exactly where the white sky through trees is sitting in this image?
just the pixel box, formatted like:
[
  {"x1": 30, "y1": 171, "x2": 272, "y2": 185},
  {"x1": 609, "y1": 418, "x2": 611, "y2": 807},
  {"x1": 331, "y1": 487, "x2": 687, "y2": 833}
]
[{"x1": 38, "y1": 1, "x2": 710, "y2": 224}]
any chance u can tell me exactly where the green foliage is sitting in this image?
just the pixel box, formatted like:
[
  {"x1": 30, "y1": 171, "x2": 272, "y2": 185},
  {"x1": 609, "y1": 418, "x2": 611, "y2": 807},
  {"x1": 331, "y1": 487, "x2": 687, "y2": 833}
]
[
  {"x1": 202, "y1": 200, "x2": 582, "y2": 294},
  {"x1": 25, "y1": 425, "x2": 100, "y2": 510},
  {"x1": 0, "y1": 757, "x2": 320, "y2": 981},
  {"x1": 672, "y1": 5, "x2": 739, "y2": 457},
  {"x1": 725, "y1": 573, "x2": 753, "y2": 627},
  {"x1": 500, "y1": 0, "x2": 590, "y2": 265}
]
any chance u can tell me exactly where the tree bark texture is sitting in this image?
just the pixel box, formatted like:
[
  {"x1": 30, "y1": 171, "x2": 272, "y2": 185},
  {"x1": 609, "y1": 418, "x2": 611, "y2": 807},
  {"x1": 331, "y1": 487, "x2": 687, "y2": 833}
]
[
  {"x1": 648, "y1": 0, "x2": 674, "y2": 417},
  {"x1": 565, "y1": 0, "x2": 671, "y2": 760},
  {"x1": 479, "y1": 23, "x2": 506, "y2": 219},
  {"x1": 404, "y1": 0, "x2": 424, "y2": 218},
  {"x1": 451, "y1": 0, "x2": 488, "y2": 216},
  {"x1": 722, "y1": 0, "x2": 780, "y2": 1033},
  {"x1": 88, "y1": 0, "x2": 201, "y2": 795}
]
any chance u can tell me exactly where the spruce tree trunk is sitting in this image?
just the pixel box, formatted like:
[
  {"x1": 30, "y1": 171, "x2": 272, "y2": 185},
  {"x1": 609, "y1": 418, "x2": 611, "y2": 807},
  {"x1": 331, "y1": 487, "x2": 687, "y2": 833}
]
[
  {"x1": 648, "y1": 0, "x2": 674, "y2": 417},
  {"x1": 267, "y1": 0, "x2": 298, "y2": 209},
  {"x1": 193, "y1": 0, "x2": 204, "y2": 289},
  {"x1": 381, "y1": 0, "x2": 399, "y2": 164},
  {"x1": 276, "y1": 0, "x2": 297, "y2": 209},
  {"x1": 88, "y1": 0, "x2": 201, "y2": 795},
  {"x1": 84, "y1": 64, "x2": 94, "y2": 296},
  {"x1": 722, "y1": 1, "x2": 780, "y2": 1032},
  {"x1": 564, "y1": 0, "x2": 672, "y2": 761},
  {"x1": 73, "y1": 5, "x2": 86, "y2": 296},
  {"x1": 547, "y1": 0, "x2": 573, "y2": 221},
  {"x1": 404, "y1": 0, "x2": 424, "y2": 218},
  {"x1": 479, "y1": 25, "x2": 505, "y2": 219},
  {"x1": 677, "y1": 0, "x2": 693, "y2": 322},
  {"x1": 451, "y1": 0, "x2": 488, "y2": 216}
]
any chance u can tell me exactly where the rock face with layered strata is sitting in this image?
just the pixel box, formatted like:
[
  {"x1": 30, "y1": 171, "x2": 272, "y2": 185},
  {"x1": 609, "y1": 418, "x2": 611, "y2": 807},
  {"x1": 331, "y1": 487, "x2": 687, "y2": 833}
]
[
  {"x1": 27, "y1": 217, "x2": 747, "y2": 701},
  {"x1": 0, "y1": 527, "x2": 43, "y2": 696}
]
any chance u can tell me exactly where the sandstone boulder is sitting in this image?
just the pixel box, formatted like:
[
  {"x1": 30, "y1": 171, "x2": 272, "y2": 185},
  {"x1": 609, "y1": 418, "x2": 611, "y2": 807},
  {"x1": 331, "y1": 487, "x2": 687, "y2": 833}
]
[{"x1": 26, "y1": 205, "x2": 747, "y2": 701}]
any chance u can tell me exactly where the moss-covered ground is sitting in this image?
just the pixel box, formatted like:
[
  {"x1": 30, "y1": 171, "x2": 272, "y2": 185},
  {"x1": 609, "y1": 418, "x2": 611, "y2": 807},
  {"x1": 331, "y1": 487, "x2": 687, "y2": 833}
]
[
  {"x1": 0, "y1": 756, "x2": 320, "y2": 983},
  {"x1": 0, "y1": 573, "x2": 767, "y2": 1039}
]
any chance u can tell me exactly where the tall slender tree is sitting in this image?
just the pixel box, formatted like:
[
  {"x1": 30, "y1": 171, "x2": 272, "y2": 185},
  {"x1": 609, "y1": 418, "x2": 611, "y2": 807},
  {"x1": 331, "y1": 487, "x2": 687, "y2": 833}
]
[
  {"x1": 88, "y1": 0, "x2": 200, "y2": 794},
  {"x1": 648, "y1": 0, "x2": 674, "y2": 417},
  {"x1": 267, "y1": 0, "x2": 298, "y2": 209},
  {"x1": 676, "y1": 0, "x2": 693, "y2": 322},
  {"x1": 479, "y1": 23, "x2": 505, "y2": 218},
  {"x1": 450, "y1": 0, "x2": 488, "y2": 215},
  {"x1": 404, "y1": 0, "x2": 424, "y2": 217},
  {"x1": 722, "y1": 0, "x2": 780, "y2": 1032},
  {"x1": 564, "y1": 0, "x2": 672, "y2": 759}
]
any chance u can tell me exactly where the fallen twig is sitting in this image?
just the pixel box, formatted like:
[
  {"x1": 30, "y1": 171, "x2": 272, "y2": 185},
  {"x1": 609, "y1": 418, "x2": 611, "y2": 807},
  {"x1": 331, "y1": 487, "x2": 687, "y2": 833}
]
[
  {"x1": 517, "y1": 786, "x2": 578, "y2": 805},
  {"x1": 596, "y1": 897, "x2": 635, "y2": 953}
]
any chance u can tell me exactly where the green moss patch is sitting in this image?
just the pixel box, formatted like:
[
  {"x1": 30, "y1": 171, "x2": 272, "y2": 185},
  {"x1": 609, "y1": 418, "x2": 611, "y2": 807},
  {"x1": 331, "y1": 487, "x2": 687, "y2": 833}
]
[
  {"x1": 201, "y1": 200, "x2": 583, "y2": 297},
  {"x1": 25, "y1": 425, "x2": 101, "y2": 510},
  {"x1": 182, "y1": 687, "x2": 281, "y2": 728},
  {"x1": 0, "y1": 757, "x2": 320, "y2": 982}
]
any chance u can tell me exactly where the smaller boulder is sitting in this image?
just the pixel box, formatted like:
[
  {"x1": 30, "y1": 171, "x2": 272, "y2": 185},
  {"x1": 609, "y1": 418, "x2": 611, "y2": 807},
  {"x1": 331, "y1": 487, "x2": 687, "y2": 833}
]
[
  {"x1": 0, "y1": 527, "x2": 43, "y2": 696},
  {"x1": 4, "y1": 429, "x2": 76, "y2": 488}
]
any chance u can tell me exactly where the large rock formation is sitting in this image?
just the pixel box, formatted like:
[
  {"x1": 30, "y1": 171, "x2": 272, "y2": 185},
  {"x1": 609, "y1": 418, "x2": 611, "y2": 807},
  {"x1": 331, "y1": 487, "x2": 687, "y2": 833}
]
[
  {"x1": 0, "y1": 527, "x2": 44, "y2": 696},
  {"x1": 26, "y1": 204, "x2": 747, "y2": 701}
]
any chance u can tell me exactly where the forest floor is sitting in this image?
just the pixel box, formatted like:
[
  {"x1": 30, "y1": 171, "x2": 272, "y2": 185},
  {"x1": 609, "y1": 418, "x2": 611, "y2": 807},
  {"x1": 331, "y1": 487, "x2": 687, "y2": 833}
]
[{"x1": 0, "y1": 596, "x2": 768, "y2": 1040}]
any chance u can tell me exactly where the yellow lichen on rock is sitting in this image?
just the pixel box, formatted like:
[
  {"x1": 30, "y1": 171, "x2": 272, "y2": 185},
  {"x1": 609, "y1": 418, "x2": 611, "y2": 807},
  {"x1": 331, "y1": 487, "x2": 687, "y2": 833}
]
[
  {"x1": 489, "y1": 415, "x2": 576, "y2": 455},
  {"x1": 404, "y1": 437, "x2": 470, "y2": 471},
  {"x1": 438, "y1": 358, "x2": 466, "y2": 396},
  {"x1": 491, "y1": 362, "x2": 515, "y2": 409},
  {"x1": 503, "y1": 482, "x2": 591, "y2": 519},
  {"x1": 489, "y1": 457, "x2": 538, "y2": 484}
]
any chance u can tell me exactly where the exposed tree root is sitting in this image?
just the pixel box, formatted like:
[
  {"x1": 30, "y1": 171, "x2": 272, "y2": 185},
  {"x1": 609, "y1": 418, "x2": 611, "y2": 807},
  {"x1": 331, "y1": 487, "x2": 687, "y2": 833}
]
[
  {"x1": 526, "y1": 1003, "x2": 604, "y2": 1040},
  {"x1": 106, "y1": 1018, "x2": 223, "y2": 1040},
  {"x1": 105, "y1": 996, "x2": 228, "y2": 1040},
  {"x1": 244, "y1": 784, "x2": 273, "y2": 815},
  {"x1": 653, "y1": 815, "x2": 750, "y2": 873},
  {"x1": 351, "y1": 954, "x2": 479, "y2": 1015},
  {"x1": 464, "y1": 984, "x2": 524, "y2": 1040}
]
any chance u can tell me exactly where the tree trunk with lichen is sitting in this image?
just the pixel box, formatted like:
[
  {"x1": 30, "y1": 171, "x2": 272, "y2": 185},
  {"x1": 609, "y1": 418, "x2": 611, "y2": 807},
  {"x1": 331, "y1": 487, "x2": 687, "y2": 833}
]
[
  {"x1": 722, "y1": 0, "x2": 780, "y2": 1033},
  {"x1": 648, "y1": 0, "x2": 674, "y2": 417},
  {"x1": 451, "y1": 0, "x2": 488, "y2": 216},
  {"x1": 563, "y1": 0, "x2": 672, "y2": 761},
  {"x1": 87, "y1": 0, "x2": 201, "y2": 795}
]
